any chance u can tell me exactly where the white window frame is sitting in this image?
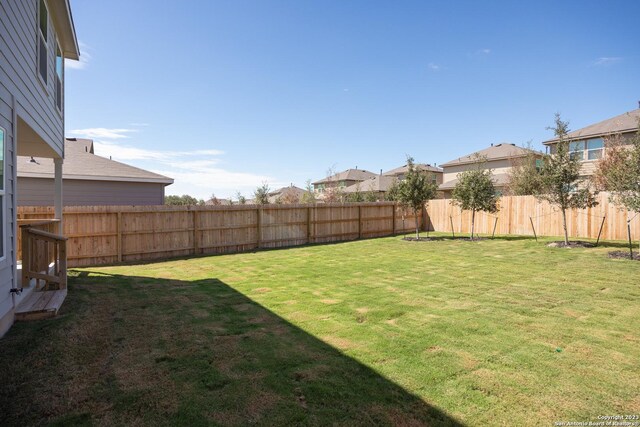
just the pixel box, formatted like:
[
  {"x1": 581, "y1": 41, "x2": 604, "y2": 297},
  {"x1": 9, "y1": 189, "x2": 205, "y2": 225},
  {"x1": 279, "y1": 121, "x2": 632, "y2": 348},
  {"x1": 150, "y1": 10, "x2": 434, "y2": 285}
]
[
  {"x1": 0, "y1": 126, "x2": 6, "y2": 262},
  {"x1": 37, "y1": 0, "x2": 49, "y2": 87},
  {"x1": 586, "y1": 138, "x2": 604, "y2": 161}
]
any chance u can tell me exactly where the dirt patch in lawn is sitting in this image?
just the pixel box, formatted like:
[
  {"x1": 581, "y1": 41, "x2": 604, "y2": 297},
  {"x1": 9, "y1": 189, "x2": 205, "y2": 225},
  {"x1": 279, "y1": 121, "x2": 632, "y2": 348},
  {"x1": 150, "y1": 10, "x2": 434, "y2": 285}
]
[
  {"x1": 608, "y1": 250, "x2": 640, "y2": 261},
  {"x1": 547, "y1": 241, "x2": 595, "y2": 248}
]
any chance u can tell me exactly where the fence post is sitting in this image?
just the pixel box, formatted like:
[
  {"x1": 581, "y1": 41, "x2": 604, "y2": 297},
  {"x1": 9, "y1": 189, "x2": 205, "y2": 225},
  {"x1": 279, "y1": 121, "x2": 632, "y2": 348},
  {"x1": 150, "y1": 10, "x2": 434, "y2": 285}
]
[
  {"x1": 307, "y1": 206, "x2": 312, "y2": 243},
  {"x1": 193, "y1": 209, "x2": 199, "y2": 255},
  {"x1": 358, "y1": 205, "x2": 362, "y2": 239},
  {"x1": 116, "y1": 211, "x2": 122, "y2": 262},
  {"x1": 392, "y1": 203, "x2": 396, "y2": 236},
  {"x1": 257, "y1": 207, "x2": 262, "y2": 248}
]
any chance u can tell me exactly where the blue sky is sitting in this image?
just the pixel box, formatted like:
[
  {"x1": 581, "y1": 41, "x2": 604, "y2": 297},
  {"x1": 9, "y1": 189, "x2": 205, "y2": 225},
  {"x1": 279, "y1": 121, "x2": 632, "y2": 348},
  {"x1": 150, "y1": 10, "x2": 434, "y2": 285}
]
[{"x1": 65, "y1": 0, "x2": 640, "y2": 199}]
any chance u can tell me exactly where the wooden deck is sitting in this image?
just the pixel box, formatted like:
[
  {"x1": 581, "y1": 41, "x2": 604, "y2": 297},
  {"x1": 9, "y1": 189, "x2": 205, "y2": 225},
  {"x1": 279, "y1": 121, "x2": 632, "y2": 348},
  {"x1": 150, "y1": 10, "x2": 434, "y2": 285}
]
[{"x1": 15, "y1": 289, "x2": 67, "y2": 321}]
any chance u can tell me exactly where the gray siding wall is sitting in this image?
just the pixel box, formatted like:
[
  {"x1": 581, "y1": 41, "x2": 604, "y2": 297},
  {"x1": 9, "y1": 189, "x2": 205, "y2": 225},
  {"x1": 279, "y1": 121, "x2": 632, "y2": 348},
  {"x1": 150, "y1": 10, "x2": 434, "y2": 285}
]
[
  {"x1": 0, "y1": 0, "x2": 66, "y2": 336},
  {"x1": 18, "y1": 178, "x2": 167, "y2": 206},
  {"x1": 0, "y1": 89, "x2": 17, "y2": 337},
  {"x1": 1, "y1": 0, "x2": 65, "y2": 156}
]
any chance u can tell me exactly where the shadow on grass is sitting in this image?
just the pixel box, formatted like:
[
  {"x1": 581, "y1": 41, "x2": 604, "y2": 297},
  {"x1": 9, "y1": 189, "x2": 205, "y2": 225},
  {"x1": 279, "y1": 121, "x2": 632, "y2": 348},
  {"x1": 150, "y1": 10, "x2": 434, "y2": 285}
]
[{"x1": 0, "y1": 271, "x2": 464, "y2": 426}]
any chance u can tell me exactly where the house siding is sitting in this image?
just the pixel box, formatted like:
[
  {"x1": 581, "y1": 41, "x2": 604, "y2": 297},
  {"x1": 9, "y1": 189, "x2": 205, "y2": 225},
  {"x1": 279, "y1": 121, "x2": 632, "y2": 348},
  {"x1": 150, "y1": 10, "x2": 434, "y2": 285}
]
[
  {"x1": 442, "y1": 158, "x2": 515, "y2": 184},
  {"x1": 18, "y1": 178, "x2": 167, "y2": 206},
  {"x1": 0, "y1": 0, "x2": 69, "y2": 337},
  {"x1": 0, "y1": 0, "x2": 65, "y2": 157},
  {"x1": 0, "y1": 90, "x2": 16, "y2": 338}
]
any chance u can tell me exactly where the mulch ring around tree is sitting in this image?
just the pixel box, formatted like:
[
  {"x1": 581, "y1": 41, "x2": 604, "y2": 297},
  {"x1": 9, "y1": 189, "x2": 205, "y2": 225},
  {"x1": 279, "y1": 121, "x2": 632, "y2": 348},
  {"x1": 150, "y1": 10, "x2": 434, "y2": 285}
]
[
  {"x1": 402, "y1": 236, "x2": 438, "y2": 242},
  {"x1": 546, "y1": 241, "x2": 595, "y2": 248},
  {"x1": 608, "y1": 251, "x2": 640, "y2": 261}
]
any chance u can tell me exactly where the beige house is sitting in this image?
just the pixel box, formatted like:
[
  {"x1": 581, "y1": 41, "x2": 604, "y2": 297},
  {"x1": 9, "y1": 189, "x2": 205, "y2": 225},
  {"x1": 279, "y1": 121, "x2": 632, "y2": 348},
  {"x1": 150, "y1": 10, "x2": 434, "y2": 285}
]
[
  {"x1": 312, "y1": 168, "x2": 377, "y2": 198},
  {"x1": 18, "y1": 138, "x2": 174, "y2": 206},
  {"x1": 268, "y1": 185, "x2": 306, "y2": 204},
  {"x1": 383, "y1": 163, "x2": 443, "y2": 185},
  {"x1": 343, "y1": 174, "x2": 398, "y2": 200},
  {"x1": 542, "y1": 108, "x2": 640, "y2": 177},
  {"x1": 439, "y1": 143, "x2": 543, "y2": 198}
]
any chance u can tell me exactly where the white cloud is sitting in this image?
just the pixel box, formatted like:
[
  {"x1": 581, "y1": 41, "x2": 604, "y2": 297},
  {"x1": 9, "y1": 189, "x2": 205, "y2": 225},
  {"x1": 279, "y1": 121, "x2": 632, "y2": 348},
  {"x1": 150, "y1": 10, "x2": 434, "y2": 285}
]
[
  {"x1": 428, "y1": 62, "x2": 441, "y2": 71},
  {"x1": 478, "y1": 48, "x2": 491, "y2": 54},
  {"x1": 593, "y1": 57, "x2": 622, "y2": 66},
  {"x1": 69, "y1": 128, "x2": 137, "y2": 139},
  {"x1": 65, "y1": 41, "x2": 92, "y2": 70},
  {"x1": 74, "y1": 124, "x2": 281, "y2": 199}
]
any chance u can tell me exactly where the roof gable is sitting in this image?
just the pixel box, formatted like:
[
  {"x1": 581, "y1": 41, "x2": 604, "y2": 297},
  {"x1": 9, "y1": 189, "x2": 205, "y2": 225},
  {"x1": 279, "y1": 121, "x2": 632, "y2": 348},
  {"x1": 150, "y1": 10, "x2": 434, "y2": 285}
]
[{"x1": 441, "y1": 143, "x2": 542, "y2": 167}]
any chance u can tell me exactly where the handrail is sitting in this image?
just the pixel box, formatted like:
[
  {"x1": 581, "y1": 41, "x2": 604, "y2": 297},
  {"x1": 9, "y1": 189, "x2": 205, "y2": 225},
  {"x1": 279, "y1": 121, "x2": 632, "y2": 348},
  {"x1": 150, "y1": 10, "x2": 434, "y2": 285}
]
[{"x1": 20, "y1": 222, "x2": 67, "y2": 290}]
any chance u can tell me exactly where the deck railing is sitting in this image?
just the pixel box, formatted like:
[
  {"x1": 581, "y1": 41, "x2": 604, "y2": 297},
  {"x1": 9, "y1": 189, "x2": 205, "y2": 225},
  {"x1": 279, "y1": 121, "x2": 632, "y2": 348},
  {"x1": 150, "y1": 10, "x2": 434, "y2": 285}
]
[{"x1": 19, "y1": 220, "x2": 67, "y2": 290}]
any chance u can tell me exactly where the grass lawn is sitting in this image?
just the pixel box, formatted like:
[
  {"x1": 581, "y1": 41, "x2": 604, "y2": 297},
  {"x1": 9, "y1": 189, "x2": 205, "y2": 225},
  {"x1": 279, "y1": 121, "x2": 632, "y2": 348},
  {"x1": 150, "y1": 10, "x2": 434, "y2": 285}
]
[{"x1": 1, "y1": 234, "x2": 639, "y2": 426}]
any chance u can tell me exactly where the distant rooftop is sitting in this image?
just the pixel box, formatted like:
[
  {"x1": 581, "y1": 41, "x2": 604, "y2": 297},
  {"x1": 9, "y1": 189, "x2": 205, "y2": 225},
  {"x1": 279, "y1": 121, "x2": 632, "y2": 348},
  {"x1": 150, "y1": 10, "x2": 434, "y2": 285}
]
[
  {"x1": 18, "y1": 138, "x2": 173, "y2": 185},
  {"x1": 440, "y1": 143, "x2": 542, "y2": 167},
  {"x1": 543, "y1": 109, "x2": 640, "y2": 145},
  {"x1": 383, "y1": 163, "x2": 442, "y2": 176},
  {"x1": 343, "y1": 175, "x2": 398, "y2": 193},
  {"x1": 439, "y1": 173, "x2": 511, "y2": 190},
  {"x1": 312, "y1": 168, "x2": 377, "y2": 185}
]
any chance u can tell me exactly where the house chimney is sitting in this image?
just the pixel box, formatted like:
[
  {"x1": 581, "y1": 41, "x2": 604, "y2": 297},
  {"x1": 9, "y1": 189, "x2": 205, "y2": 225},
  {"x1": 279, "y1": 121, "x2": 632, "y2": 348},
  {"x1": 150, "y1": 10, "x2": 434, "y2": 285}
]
[
  {"x1": 491, "y1": 143, "x2": 494, "y2": 146},
  {"x1": 380, "y1": 169, "x2": 382, "y2": 176}
]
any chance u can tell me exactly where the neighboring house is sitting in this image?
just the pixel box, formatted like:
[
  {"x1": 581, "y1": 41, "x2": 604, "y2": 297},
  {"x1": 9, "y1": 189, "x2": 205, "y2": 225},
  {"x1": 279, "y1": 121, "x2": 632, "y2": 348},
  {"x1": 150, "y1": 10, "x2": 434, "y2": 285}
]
[
  {"x1": 542, "y1": 108, "x2": 640, "y2": 178},
  {"x1": 439, "y1": 143, "x2": 543, "y2": 198},
  {"x1": 312, "y1": 168, "x2": 377, "y2": 196},
  {"x1": 1, "y1": 0, "x2": 80, "y2": 336},
  {"x1": 383, "y1": 163, "x2": 443, "y2": 186},
  {"x1": 17, "y1": 138, "x2": 173, "y2": 206},
  {"x1": 343, "y1": 174, "x2": 398, "y2": 201},
  {"x1": 268, "y1": 185, "x2": 306, "y2": 204}
]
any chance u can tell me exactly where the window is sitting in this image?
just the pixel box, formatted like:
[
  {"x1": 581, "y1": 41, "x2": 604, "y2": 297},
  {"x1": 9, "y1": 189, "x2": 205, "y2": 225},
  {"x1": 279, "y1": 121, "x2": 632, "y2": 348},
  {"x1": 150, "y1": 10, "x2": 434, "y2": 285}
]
[
  {"x1": 0, "y1": 127, "x2": 4, "y2": 259},
  {"x1": 535, "y1": 158, "x2": 543, "y2": 172},
  {"x1": 37, "y1": 0, "x2": 48, "y2": 84},
  {"x1": 586, "y1": 138, "x2": 604, "y2": 160},
  {"x1": 55, "y1": 42, "x2": 63, "y2": 110},
  {"x1": 569, "y1": 141, "x2": 585, "y2": 161}
]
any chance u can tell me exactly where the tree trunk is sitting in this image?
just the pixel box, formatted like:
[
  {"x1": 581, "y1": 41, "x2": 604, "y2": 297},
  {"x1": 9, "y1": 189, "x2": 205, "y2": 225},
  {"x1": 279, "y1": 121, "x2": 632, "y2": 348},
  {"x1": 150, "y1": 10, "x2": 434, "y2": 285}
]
[
  {"x1": 561, "y1": 208, "x2": 569, "y2": 245},
  {"x1": 414, "y1": 209, "x2": 420, "y2": 239},
  {"x1": 470, "y1": 209, "x2": 476, "y2": 241}
]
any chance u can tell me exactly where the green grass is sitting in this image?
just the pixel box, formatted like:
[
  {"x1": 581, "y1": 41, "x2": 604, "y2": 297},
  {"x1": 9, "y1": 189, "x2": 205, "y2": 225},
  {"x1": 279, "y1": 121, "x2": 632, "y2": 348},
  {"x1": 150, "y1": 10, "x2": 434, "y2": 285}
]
[{"x1": 1, "y1": 234, "x2": 639, "y2": 426}]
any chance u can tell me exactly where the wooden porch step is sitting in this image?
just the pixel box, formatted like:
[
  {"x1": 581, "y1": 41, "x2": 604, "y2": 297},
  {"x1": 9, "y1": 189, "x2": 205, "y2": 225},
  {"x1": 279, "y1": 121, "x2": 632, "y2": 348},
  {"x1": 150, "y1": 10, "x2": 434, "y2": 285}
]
[{"x1": 15, "y1": 289, "x2": 67, "y2": 321}]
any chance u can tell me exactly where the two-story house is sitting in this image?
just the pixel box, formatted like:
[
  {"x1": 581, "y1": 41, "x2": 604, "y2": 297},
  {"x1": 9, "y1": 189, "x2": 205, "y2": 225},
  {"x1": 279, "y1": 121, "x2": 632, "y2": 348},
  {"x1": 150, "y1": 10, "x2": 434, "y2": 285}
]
[
  {"x1": 312, "y1": 168, "x2": 377, "y2": 199},
  {"x1": 1, "y1": 0, "x2": 80, "y2": 336},
  {"x1": 542, "y1": 108, "x2": 640, "y2": 178},
  {"x1": 439, "y1": 143, "x2": 543, "y2": 198}
]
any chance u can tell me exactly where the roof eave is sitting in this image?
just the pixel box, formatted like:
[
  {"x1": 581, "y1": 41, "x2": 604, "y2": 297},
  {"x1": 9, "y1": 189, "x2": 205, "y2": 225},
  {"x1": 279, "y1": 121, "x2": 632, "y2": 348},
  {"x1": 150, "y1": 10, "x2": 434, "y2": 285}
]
[
  {"x1": 50, "y1": 0, "x2": 80, "y2": 60},
  {"x1": 543, "y1": 127, "x2": 639, "y2": 145}
]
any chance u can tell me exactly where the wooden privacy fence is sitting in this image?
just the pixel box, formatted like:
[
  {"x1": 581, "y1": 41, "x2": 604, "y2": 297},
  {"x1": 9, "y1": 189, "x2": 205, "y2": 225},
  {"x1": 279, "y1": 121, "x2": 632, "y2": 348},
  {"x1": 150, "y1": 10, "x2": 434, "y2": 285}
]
[
  {"x1": 426, "y1": 192, "x2": 640, "y2": 241},
  {"x1": 17, "y1": 203, "x2": 423, "y2": 267}
]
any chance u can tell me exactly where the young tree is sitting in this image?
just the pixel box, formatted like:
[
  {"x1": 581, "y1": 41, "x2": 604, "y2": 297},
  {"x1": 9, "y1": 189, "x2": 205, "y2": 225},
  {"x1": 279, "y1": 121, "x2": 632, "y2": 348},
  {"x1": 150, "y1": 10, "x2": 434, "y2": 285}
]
[
  {"x1": 253, "y1": 182, "x2": 270, "y2": 205},
  {"x1": 595, "y1": 123, "x2": 640, "y2": 222},
  {"x1": 396, "y1": 157, "x2": 438, "y2": 239},
  {"x1": 345, "y1": 183, "x2": 364, "y2": 202},
  {"x1": 165, "y1": 194, "x2": 201, "y2": 206},
  {"x1": 537, "y1": 114, "x2": 598, "y2": 245},
  {"x1": 301, "y1": 179, "x2": 317, "y2": 204},
  {"x1": 235, "y1": 191, "x2": 247, "y2": 205},
  {"x1": 364, "y1": 190, "x2": 379, "y2": 202},
  {"x1": 506, "y1": 143, "x2": 544, "y2": 195},
  {"x1": 451, "y1": 158, "x2": 499, "y2": 240},
  {"x1": 278, "y1": 187, "x2": 301, "y2": 204}
]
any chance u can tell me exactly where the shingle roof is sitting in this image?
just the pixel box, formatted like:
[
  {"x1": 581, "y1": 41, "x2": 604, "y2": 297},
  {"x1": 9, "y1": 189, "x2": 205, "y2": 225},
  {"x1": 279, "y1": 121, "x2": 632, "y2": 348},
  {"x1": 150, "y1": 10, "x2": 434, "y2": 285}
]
[
  {"x1": 440, "y1": 143, "x2": 542, "y2": 167},
  {"x1": 383, "y1": 163, "x2": 443, "y2": 176},
  {"x1": 312, "y1": 168, "x2": 377, "y2": 185},
  {"x1": 267, "y1": 185, "x2": 306, "y2": 203},
  {"x1": 343, "y1": 175, "x2": 397, "y2": 193},
  {"x1": 18, "y1": 138, "x2": 174, "y2": 185},
  {"x1": 439, "y1": 173, "x2": 510, "y2": 190},
  {"x1": 543, "y1": 109, "x2": 640, "y2": 145}
]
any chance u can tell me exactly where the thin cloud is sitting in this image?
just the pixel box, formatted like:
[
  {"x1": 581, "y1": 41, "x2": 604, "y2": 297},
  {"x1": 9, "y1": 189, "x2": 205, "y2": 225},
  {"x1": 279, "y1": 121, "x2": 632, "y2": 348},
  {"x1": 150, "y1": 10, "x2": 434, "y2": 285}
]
[
  {"x1": 593, "y1": 57, "x2": 622, "y2": 66},
  {"x1": 478, "y1": 48, "x2": 491, "y2": 54},
  {"x1": 92, "y1": 141, "x2": 224, "y2": 161},
  {"x1": 69, "y1": 128, "x2": 137, "y2": 139},
  {"x1": 65, "y1": 41, "x2": 92, "y2": 70},
  {"x1": 428, "y1": 62, "x2": 442, "y2": 71}
]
